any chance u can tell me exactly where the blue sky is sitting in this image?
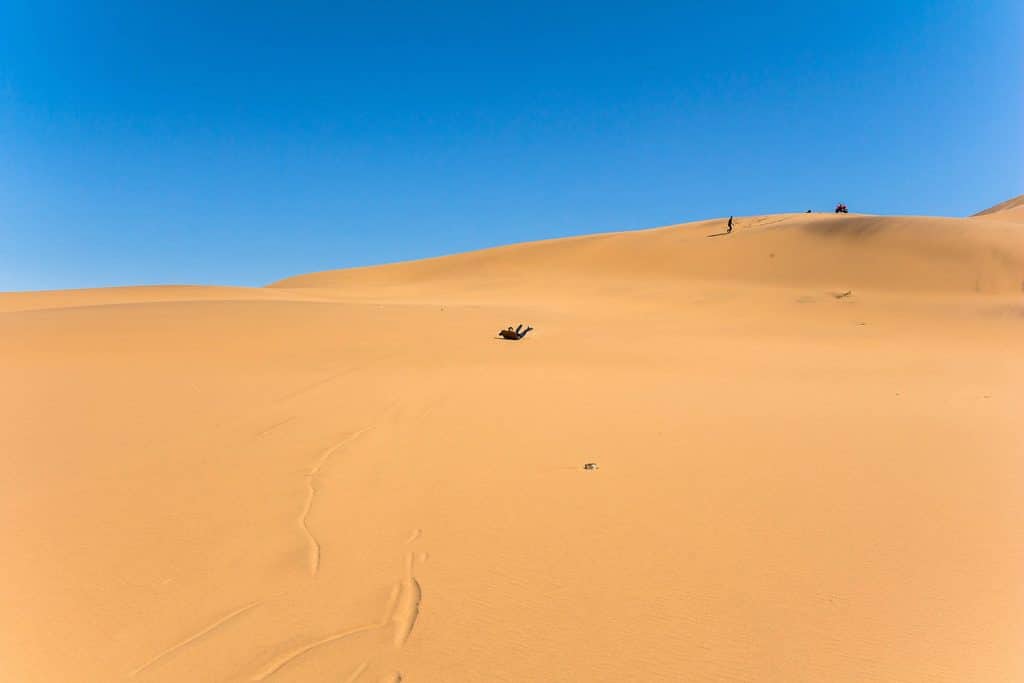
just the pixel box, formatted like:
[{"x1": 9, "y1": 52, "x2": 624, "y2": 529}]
[{"x1": 2, "y1": 1, "x2": 1021, "y2": 291}]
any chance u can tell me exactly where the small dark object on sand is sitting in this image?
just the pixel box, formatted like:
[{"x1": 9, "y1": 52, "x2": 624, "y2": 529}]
[
  {"x1": 835, "y1": 203, "x2": 849, "y2": 214},
  {"x1": 583, "y1": 463, "x2": 599, "y2": 470},
  {"x1": 833, "y1": 290, "x2": 852, "y2": 299},
  {"x1": 499, "y1": 324, "x2": 533, "y2": 340}
]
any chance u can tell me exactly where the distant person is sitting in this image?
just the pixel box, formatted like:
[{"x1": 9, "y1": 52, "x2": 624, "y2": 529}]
[
  {"x1": 499, "y1": 324, "x2": 533, "y2": 340},
  {"x1": 835, "y1": 203, "x2": 848, "y2": 214},
  {"x1": 727, "y1": 216, "x2": 734, "y2": 233}
]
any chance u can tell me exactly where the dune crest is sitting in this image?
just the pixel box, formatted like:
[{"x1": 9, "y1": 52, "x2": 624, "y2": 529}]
[
  {"x1": 273, "y1": 212, "x2": 1024, "y2": 297},
  {"x1": 971, "y1": 194, "x2": 1024, "y2": 224},
  {"x1": 972, "y1": 193, "x2": 1024, "y2": 216}
]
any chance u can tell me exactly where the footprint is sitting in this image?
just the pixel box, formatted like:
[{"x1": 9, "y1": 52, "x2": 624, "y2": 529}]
[
  {"x1": 344, "y1": 660, "x2": 370, "y2": 683},
  {"x1": 392, "y1": 554, "x2": 422, "y2": 647}
]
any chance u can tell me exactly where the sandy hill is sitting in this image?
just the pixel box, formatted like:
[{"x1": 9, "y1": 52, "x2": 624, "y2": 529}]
[
  {"x1": 973, "y1": 193, "x2": 1024, "y2": 215},
  {"x1": 972, "y1": 193, "x2": 1024, "y2": 223},
  {"x1": 273, "y1": 211, "x2": 1024, "y2": 298},
  {"x1": 2, "y1": 210, "x2": 1022, "y2": 682}
]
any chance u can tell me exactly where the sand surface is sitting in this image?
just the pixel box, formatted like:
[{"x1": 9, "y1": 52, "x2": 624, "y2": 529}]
[{"x1": 2, "y1": 210, "x2": 1023, "y2": 681}]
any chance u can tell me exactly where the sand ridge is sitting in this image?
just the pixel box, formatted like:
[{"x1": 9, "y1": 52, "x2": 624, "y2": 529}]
[{"x1": 972, "y1": 193, "x2": 1024, "y2": 216}]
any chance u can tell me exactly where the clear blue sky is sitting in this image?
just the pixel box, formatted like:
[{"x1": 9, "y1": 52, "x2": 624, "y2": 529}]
[{"x1": 2, "y1": 2, "x2": 1021, "y2": 291}]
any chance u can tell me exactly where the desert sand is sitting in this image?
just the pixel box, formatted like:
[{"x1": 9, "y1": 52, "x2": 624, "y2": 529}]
[{"x1": 2, "y1": 205, "x2": 1022, "y2": 681}]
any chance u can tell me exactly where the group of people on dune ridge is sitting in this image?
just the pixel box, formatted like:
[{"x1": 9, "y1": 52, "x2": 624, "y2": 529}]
[{"x1": 725, "y1": 204, "x2": 849, "y2": 234}]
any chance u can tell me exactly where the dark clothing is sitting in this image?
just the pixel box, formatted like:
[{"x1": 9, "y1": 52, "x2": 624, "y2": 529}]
[
  {"x1": 499, "y1": 325, "x2": 533, "y2": 340},
  {"x1": 727, "y1": 216, "x2": 734, "y2": 233}
]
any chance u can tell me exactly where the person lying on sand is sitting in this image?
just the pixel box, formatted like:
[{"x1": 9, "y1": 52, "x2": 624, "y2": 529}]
[{"x1": 499, "y1": 324, "x2": 533, "y2": 340}]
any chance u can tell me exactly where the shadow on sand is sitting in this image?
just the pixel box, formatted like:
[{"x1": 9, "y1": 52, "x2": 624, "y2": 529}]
[{"x1": 706, "y1": 231, "x2": 732, "y2": 238}]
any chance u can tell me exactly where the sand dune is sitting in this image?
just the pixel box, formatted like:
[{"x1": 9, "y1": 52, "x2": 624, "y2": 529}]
[
  {"x1": 973, "y1": 193, "x2": 1024, "y2": 216},
  {"x1": 0, "y1": 284, "x2": 331, "y2": 314},
  {"x1": 274, "y1": 212, "x2": 1024, "y2": 297},
  {"x1": 972, "y1": 194, "x2": 1024, "y2": 224},
  {"x1": 2, "y1": 209, "x2": 1022, "y2": 681}
]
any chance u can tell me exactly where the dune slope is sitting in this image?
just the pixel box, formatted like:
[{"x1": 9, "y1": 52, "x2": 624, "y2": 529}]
[
  {"x1": 2, "y1": 212, "x2": 1022, "y2": 682},
  {"x1": 973, "y1": 193, "x2": 1024, "y2": 216},
  {"x1": 972, "y1": 194, "x2": 1024, "y2": 224},
  {"x1": 273, "y1": 212, "x2": 1024, "y2": 298}
]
